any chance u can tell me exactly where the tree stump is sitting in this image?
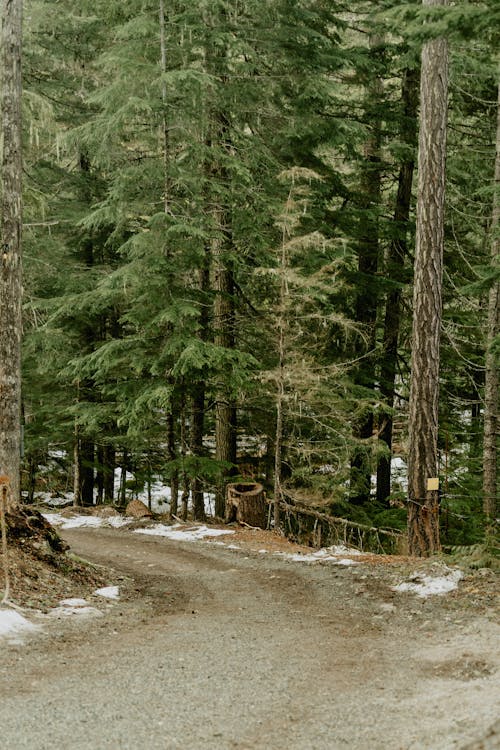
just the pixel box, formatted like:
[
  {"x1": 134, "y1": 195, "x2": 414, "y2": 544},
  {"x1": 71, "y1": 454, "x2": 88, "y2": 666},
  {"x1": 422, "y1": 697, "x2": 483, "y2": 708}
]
[{"x1": 225, "y1": 483, "x2": 267, "y2": 528}]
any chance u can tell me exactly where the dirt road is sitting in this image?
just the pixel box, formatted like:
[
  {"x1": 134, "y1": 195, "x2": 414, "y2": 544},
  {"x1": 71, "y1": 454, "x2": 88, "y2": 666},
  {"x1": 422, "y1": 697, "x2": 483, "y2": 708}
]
[{"x1": 0, "y1": 527, "x2": 498, "y2": 750}]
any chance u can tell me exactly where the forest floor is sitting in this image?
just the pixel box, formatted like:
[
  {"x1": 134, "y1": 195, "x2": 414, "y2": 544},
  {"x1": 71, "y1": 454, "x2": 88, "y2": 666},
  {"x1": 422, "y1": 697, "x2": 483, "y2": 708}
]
[{"x1": 0, "y1": 514, "x2": 498, "y2": 750}]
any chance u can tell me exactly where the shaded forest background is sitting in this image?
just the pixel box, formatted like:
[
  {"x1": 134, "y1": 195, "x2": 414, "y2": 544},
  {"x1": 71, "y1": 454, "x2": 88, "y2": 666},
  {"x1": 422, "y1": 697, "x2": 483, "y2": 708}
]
[{"x1": 19, "y1": 0, "x2": 499, "y2": 547}]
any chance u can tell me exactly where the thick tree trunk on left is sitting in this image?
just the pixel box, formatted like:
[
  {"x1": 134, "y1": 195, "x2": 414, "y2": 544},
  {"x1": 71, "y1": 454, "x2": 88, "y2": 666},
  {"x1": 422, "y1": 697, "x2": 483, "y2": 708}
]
[{"x1": 0, "y1": 0, "x2": 23, "y2": 508}]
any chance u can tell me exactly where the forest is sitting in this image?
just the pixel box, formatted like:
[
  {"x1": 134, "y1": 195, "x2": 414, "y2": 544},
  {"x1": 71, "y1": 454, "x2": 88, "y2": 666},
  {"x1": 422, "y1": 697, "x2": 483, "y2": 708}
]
[{"x1": 0, "y1": 0, "x2": 498, "y2": 557}]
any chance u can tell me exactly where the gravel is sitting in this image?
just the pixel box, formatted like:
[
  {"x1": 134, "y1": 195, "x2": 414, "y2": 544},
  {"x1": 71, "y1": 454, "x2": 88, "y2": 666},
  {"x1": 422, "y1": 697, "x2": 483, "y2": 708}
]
[{"x1": 0, "y1": 527, "x2": 498, "y2": 750}]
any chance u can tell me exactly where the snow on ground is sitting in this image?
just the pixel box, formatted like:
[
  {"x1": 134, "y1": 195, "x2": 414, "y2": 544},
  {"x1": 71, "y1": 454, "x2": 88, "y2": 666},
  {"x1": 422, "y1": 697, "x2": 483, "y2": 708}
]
[
  {"x1": 268, "y1": 544, "x2": 362, "y2": 565},
  {"x1": 38, "y1": 476, "x2": 216, "y2": 517},
  {"x1": 94, "y1": 586, "x2": 120, "y2": 600},
  {"x1": 275, "y1": 549, "x2": 360, "y2": 565},
  {"x1": 48, "y1": 598, "x2": 103, "y2": 619},
  {"x1": 133, "y1": 524, "x2": 235, "y2": 542},
  {"x1": 393, "y1": 567, "x2": 463, "y2": 597},
  {"x1": 0, "y1": 609, "x2": 40, "y2": 644},
  {"x1": 42, "y1": 512, "x2": 133, "y2": 530}
]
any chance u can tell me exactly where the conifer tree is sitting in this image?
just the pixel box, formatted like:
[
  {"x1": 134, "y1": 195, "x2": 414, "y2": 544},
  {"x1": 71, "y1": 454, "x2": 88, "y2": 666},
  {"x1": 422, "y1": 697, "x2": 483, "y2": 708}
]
[{"x1": 407, "y1": 0, "x2": 449, "y2": 556}]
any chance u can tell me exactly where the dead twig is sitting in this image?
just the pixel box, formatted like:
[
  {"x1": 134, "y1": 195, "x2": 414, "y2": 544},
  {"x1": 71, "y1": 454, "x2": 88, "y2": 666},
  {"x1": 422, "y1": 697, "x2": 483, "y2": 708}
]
[{"x1": 1, "y1": 476, "x2": 11, "y2": 605}]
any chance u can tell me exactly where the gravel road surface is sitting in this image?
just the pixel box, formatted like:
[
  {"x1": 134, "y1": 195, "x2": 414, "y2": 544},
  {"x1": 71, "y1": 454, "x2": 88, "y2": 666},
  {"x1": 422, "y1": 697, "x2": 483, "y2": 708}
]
[{"x1": 0, "y1": 527, "x2": 498, "y2": 750}]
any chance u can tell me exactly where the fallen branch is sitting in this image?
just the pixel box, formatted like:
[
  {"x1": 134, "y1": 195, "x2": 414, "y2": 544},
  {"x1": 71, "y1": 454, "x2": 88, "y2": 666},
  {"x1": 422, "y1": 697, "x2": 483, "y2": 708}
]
[{"x1": 277, "y1": 496, "x2": 405, "y2": 554}]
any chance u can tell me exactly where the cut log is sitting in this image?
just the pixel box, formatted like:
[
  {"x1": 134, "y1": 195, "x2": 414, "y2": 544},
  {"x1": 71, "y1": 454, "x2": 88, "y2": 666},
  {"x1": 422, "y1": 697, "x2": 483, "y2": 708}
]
[
  {"x1": 125, "y1": 500, "x2": 153, "y2": 519},
  {"x1": 225, "y1": 483, "x2": 266, "y2": 528}
]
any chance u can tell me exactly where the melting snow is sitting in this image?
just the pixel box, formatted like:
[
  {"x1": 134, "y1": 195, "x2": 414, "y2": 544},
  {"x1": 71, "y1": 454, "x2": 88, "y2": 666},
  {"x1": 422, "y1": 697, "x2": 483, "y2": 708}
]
[
  {"x1": 42, "y1": 513, "x2": 133, "y2": 530},
  {"x1": 0, "y1": 609, "x2": 39, "y2": 643},
  {"x1": 275, "y1": 545, "x2": 362, "y2": 564},
  {"x1": 133, "y1": 524, "x2": 235, "y2": 542},
  {"x1": 277, "y1": 551, "x2": 359, "y2": 565},
  {"x1": 393, "y1": 568, "x2": 463, "y2": 597},
  {"x1": 59, "y1": 598, "x2": 88, "y2": 607},
  {"x1": 48, "y1": 598, "x2": 103, "y2": 618},
  {"x1": 94, "y1": 586, "x2": 120, "y2": 600}
]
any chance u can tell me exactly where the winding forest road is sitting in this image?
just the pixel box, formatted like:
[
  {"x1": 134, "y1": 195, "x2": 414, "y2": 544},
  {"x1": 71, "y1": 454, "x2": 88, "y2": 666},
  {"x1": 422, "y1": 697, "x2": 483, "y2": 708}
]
[{"x1": 0, "y1": 527, "x2": 498, "y2": 750}]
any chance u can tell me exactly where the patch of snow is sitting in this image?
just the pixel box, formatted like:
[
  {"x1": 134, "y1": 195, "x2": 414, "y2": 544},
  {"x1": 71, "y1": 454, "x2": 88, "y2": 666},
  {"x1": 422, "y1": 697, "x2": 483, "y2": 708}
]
[
  {"x1": 0, "y1": 609, "x2": 39, "y2": 643},
  {"x1": 59, "y1": 598, "x2": 88, "y2": 607},
  {"x1": 393, "y1": 568, "x2": 463, "y2": 598},
  {"x1": 276, "y1": 545, "x2": 361, "y2": 564},
  {"x1": 42, "y1": 513, "x2": 133, "y2": 531},
  {"x1": 48, "y1": 598, "x2": 102, "y2": 618},
  {"x1": 106, "y1": 516, "x2": 134, "y2": 528},
  {"x1": 42, "y1": 512, "x2": 65, "y2": 526},
  {"x1": 36, "y1": 493, "x2": 73, "y2": 507},
  {"x1": 56, "y1": 516, "x2": 104, "y2": 529},
  {"x1": 133, "y1": 524, "x2": 234, "y2": 542},
  {"x1": 318, "y1": 545, "x2": 362, "y2": 557},
  {"x1": 94, "y1": 586, "x2": 120, "y2": 600}
]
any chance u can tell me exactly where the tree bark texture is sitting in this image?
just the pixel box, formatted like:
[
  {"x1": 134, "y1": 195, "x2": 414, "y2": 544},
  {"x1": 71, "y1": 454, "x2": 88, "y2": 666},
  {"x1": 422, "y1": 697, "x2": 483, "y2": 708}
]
[
  {"x1": 225, "y1": 483, "x2": 266, "y2": 528},
  {"x1": 103, "y1": 443, "x2": 115, "y2": 503},
  {"x1": 407, "y1": 1, "x2": 449, "y2": 556},
  {"x1": 482, "y1": 79, "x2": 500, "y2": 521},
  {"x1": 376, "y1": 67, "x2": 419, "y2": 503},
  {"x1": 0, "y1": 0, "x2": 23, "y2": 508},
  {"x1": 80, "y1": 439, "x2": 94, "y2": 506},
  {"x1": 189, "y1": 254, "x2": 210, "y2": 522},
  {"x1": 213, "y1": 204, "x2": 237, "y2": 519}
]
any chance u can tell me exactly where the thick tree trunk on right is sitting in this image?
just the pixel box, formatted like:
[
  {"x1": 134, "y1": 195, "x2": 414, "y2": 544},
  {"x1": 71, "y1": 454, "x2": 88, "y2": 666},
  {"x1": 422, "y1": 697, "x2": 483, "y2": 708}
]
[
  {"x1": 482, "y1": 80, "x2": 500, "y2": 521},
  {"x1": 407, "y1": 0, "x2": 449, "y2": 556},
  {"x1": 0, "y1": 0, "x2": 23, "y2": 509}
]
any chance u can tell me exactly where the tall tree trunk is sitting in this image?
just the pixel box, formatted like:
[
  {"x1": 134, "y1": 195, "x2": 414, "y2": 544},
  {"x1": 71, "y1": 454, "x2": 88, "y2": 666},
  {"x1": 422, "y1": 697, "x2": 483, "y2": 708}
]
[
  {"x1": 350, "y1": 36, "x2": 383, "y2": 505},
  {"x1": 376, "y1": 67, "x2": 419, "y2": 504},
  {"x1": 190, "y1": 254, "x2": 210, "y2": 522},
  {"x1": 96, "y1": 443, "x2": 104, "y2": 504},
  {"x1": 103, "y1": 443, "x2": 115, "y2": 503},
  {"x1": 73, "y1": 426, "x2": 81, "y2": 506},
  {"x1": 179, "y1": 391, "x2": 189, "y2": 521},
  {"x1": 213, "y1": 185, "x2": 237, "y2": 520},
  {"x1": 0, "y1": 0, "x2": 23, "y2": 508},
  {"x1": 407, "y1": 0, "x2": 449, "y2": 556},
  {"x1": 167, "y1": 411, "x2": 178, "y2": 517},
  {"x1": 273, "y1": 204, "x2": 290, "y2": 533},
  {"x1": 80, "y1": 439, "x2": 94, "y2": 506},
  {"x1": 159, "y1": 2, "x2": 180, "y2": 513},
  {"x1": 120, "y1": 449, "x2": 128, "y2": 506},
  {"x1": 482, "y1": 79, "x2": 500, "y2": 521}
]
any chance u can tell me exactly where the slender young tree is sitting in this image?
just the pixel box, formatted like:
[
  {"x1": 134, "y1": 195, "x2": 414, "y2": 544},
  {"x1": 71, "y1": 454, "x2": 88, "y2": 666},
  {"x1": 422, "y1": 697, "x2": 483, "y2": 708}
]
[
  {"x1": 377, "y1": 67, "x2": 419, "y2": 503},
  {"x1": 482, "y1": 79, "x2": 500, "y2": 522},
  {"x1": 407, "y1": 0, "x2": 449, "y2": 556},
  {"x1": 0, "y1": 0, "x2": 23, "y2": 507},
  {"x1": 350, "y1": 34, "x2": 383, "y2": 506}
]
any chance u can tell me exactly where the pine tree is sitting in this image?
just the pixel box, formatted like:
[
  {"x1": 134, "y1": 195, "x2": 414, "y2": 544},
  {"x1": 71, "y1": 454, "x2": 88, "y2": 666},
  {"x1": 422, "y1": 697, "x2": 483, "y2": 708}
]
[{"x1": 407, "y1": 0, "x2": 449, "y2": 556}]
